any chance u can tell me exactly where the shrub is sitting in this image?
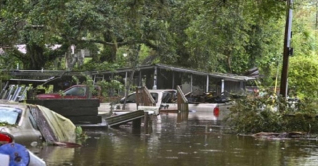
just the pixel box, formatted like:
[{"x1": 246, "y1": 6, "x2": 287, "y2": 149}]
[{"x1": 225, "y1": 94, "x2": 318, "y2": 134}]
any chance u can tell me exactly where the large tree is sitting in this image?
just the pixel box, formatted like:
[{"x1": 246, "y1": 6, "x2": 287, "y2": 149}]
[
  {"x1": 166, "y1": 0, "x2": 286, "y2": 74},
  {"x1": 0, "y1": 0, "x2": 315, "y2": 78},
  {"x1": 0, "y1": 0, "x2": 175, "y2": 69},
  {"x1": 0, "y1": 0, "x2": 71, "y2": 69}
]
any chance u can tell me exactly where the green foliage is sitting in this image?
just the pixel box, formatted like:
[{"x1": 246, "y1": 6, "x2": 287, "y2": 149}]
[
  {"x1": 226, "y1": 94, "x2": 318, "y2": 134},
  {"x1": 75, "y1": 126, "x2": 88, "y2": 141},
  {"x1": 81, "y1": 74, "x2": 94, "y2": 88},
  {"x1": 71, "y1": 73, "x2": 125, "y2": 100},
  {"x1": 97, "y1": 78, "x2": 125, "y2": 98},
  {"x1": 288, "y1": 56, "x2": 318, "y2": 98},
  {"x1": 0, "y1": 53, "x2": 20, "y2": 70},
  {"x1": 0, "y1": 72, "x2": 11, "y2": 80},
  {"x1": 0, "y1": 0, "x2": 317, "y2": 92},
  {"x1": 291, "y1": 1, "x2": 318, "y2": 57},
  {"x1": 0, "y1": 122, "x2": 16, "y2": 127},
  {"x1": 71, "y1": 76, "x2": 80, "y2": 85},
  {"x1": 58, "y1": 90, "x2": 65, "y2": 98},
  {"x1": 74, "y1": 61, "x2": 122, "y2": 72},
  {"x1": 170, "y1": 0, "x2": 286, "y2": 74}
]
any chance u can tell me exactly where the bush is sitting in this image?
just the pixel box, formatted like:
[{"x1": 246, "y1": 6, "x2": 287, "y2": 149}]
[{"x1": 225, "y1": 94, "x2": 318, "y2": 134}]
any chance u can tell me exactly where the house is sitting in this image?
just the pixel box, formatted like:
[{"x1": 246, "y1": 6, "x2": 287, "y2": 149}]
[{"x1": 0, "y1": 64, "x2": 256, "y2": 97}]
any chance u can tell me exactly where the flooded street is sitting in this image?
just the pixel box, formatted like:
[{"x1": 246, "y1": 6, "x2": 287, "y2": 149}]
[{"x1": 37, "y1": 112, "x2": 318, "y2": 166}]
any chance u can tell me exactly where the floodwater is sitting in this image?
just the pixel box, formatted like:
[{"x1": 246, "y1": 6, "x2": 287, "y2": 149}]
[{"x1": 36, "y1": 112, "x2": 318, "y2": 166}]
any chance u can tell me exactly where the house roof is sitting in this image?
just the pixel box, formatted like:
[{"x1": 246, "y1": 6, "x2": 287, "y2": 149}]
[
  {"x1": 3, "y1": 64, "x2": 256, "y2": 82},
  {"x1": 91, "y1": 64, "x2": 256, "y2": 82}
]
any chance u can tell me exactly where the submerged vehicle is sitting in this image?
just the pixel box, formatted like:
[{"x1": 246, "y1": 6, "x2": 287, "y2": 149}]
[
  {"x1": 113, "y1": 88, "x2": 232, "y2": 121},
  {"x1": 113, "y1": 89, "x2": 177, "y2": 114},
  {"x1": 0, "y1": 100, "x2": 77, "y2": 147}
]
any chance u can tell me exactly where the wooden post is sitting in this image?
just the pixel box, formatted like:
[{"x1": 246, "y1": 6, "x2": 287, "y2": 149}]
[
  {"x1": 132, "y1": 118, "x2": 141, "y2": 129},
  {"x1": 172, "y1": 71, "x2": 175, "y2": 89},
  {"x1": 136, "y1": 86, "x2": 156, "y2": 109},
  {"x1": 177, "y1": 112, "x2": 189, "y2": 123},
  {"x1": 124, "y1": 72, "x2": 128, "y2": 98},
  {"x1": 190, "y1": 74, "x2": 193, "y2": 92},
  {"x1": 139, "y1": 71, "x2": 142, "y2": 86},
  {"x1": 176, "y1": 85, "x2": 189, "y2": 112},
  {"x1": 144, "y1": 112, "x2": 149, "y2": 134}
]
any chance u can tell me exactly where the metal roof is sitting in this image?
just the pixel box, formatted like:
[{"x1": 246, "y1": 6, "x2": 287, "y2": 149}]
[
  {"x1": 92, "y1": 64, "x2": 256, "y2": 82},
  {"x1": 3, "y1": 64, "x2": 256, "y2": 82}
]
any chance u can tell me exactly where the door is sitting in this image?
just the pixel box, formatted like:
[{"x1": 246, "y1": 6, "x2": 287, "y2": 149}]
[{"x1": 160, "y1": 91, "x2": 178, "y2": 110}]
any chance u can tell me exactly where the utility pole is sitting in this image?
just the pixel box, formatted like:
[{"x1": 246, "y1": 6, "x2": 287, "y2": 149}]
[{"x1": 280, "y1": 0, "x2": 293, "y2": 97}]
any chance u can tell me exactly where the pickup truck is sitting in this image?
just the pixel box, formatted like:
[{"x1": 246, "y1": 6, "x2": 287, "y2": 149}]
[
  {"x1": 112, "y1": 88, "x2": 233, "y2": 121},
  {"x1": 113, "y1": 89, "x2": 177, "y2": 112},
  {"x1": 36, "y1": 85, "x2": 103, "y2": 101}
]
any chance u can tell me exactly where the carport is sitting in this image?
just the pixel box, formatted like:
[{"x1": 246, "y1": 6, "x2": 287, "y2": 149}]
[
  {"x1": 1, "y1": 64, "x2": 255, "y2": 97},
  {"x1": 91, "y1": 64, "x2": 255, "y2": 96}
]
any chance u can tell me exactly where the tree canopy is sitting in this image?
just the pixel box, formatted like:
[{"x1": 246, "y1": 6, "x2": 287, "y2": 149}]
[{"x1": 0, "y1": 0, "x2": 317, "y2": 95}]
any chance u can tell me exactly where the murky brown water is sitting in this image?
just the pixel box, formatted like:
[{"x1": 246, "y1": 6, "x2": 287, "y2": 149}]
[{"x1": 36, "y1": 112, "x2": 318, "y2": 166}]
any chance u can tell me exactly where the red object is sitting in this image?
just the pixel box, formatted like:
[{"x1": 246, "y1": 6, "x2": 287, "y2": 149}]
[
  {"x1": 213, "y1": 107, "x2": 220, "y2": 117},
  {"x1": 0, "y1": 133, "x2": 13, "y2": 144},
  {"x1": 36, "y1": 85, "x2": 101, "y2": 100}
]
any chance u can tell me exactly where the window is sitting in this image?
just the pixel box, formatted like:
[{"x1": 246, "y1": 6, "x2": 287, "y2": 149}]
[
  {"x1": 28, "y1": 107, "x2": 39, "y2": 130},
  {"x1": 120, "y1": 92, "x2": 159, "y2": 104},
  {"x1": 0, "y1": 107, "x2": 22, "y2": 125},
  {"x1": 125, "y1": 94, "x2": 136, "y2": 103},
  {"x1": 150, "y1": 93, "x2": 158, "y2": 103},
  {"x1": 162, "y1": 91, "x2": 177, "y2": 103},
  {"x1": 64, "y1": 87, "x2": 86, "y2": 96}
]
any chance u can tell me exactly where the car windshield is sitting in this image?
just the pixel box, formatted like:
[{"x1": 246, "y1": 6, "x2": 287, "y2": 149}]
[
  {"x1": 151, "y1": 93, "x2": 158, "y2": 103},
  {"x1": 120, "y1": 93, "x2": 159, "y2": 103},
  {"x1": 0, "y1": 107, "x2": 22, "y2": 125},
  {"x1": 64, "y1": 86, "x2": 86, "y2": 96}
]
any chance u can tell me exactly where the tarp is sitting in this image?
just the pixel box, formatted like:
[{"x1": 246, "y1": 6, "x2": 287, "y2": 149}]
[{"x1": 36, "y1": 105, "x2": 76, "y2": 143}]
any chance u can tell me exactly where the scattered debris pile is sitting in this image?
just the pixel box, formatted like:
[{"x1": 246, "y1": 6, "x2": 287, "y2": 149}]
[{"x1": 252, "y1": 132, "x2": 307, "y2": 140}]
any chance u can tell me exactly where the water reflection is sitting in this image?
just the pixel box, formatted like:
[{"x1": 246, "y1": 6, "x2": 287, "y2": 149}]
[{"x1": 37, "y1": 111, "x2": 318, "y2": 166}]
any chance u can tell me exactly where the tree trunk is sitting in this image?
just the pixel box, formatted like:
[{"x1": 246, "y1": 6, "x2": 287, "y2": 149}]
[
  {"x1": 25, "y1": 44, "x2": 45, "y2": 70},
  {"x1": 100, "y1": 32, "x2": 117, "y2": 63}
]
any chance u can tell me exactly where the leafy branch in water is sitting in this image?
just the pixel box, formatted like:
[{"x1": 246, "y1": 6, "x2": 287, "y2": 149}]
[
  {"x1": 225, "y1": 93, "x2": 318, "y2": 134},
  {"x1": 75, "y1": 126, "x2": 88, "y2": 142}
]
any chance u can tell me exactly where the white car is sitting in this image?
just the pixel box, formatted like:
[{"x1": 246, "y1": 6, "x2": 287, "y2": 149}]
[{"x1": 113, "y1": 89, "x2": 177, "y2": 115}]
